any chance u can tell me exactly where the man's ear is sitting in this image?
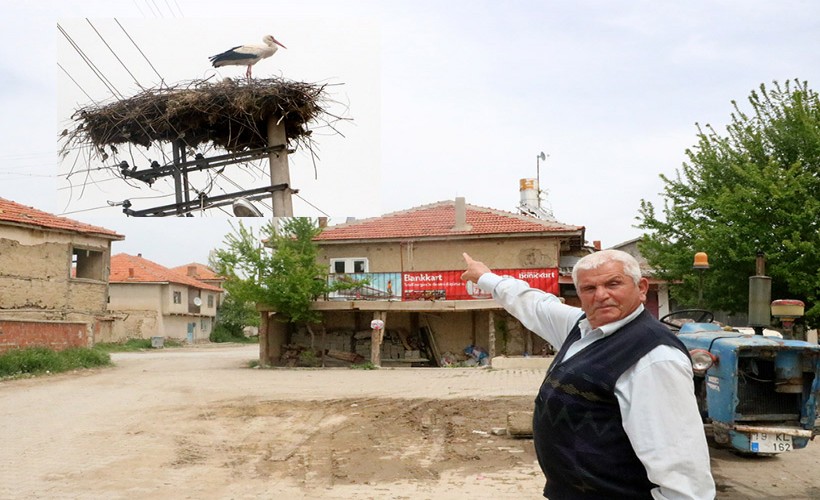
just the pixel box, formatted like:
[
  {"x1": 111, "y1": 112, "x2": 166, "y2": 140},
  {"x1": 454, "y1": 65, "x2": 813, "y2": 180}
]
[{"x1": 638, "y1": 277, "x2": 649, "y2": 301}]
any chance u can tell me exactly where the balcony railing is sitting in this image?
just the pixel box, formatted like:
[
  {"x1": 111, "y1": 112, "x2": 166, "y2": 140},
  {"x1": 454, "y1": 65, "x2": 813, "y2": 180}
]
[
  {"x1": 326, "y1": 268, "x2": 559, "y2": 302},
  {"x1": 327, "y1": 273, "x2": 400, "y2": 301}
]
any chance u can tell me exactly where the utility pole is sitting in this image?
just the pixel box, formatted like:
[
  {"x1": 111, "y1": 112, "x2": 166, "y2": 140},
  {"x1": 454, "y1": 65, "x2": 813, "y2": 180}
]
[{"x1": 267, "y1": 117, "x2": 293, "y2": 216}]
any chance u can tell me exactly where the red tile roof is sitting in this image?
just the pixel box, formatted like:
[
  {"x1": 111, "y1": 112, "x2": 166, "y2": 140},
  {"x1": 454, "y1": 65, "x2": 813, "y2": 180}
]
[
  {"x1": 171, "y1": 262, "x2": 225, "y2": 282},
  {"x1": 314, "y1": 200, "x2": 584, "y2": 241},
  {"x1": 110, "y1": 253, "x2": 223, "y2": 292},
  {"x1": 0, "y1": 198, "x2": 124, "y2": 239}
]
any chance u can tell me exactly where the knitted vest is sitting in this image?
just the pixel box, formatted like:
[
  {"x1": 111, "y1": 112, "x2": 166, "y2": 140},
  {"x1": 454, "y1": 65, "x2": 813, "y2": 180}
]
[{"x1": 533, "y1": 310, "x2": 689, "y2": 499}]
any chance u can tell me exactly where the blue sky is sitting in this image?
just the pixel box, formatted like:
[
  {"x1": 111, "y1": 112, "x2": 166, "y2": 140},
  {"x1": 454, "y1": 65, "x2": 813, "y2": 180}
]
[{"x1": 2, "y1": 0, "x2": 819, "y2": 267}]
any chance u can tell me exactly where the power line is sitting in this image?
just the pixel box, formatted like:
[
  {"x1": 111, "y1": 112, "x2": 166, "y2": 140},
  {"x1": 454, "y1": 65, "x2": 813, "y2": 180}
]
[
  {"x1": 115, "y1": 19, "x2": 166, "y2": 87},
  {"x1": 148, "y1": 0, "x2": 164, "y2": 18},
  {"x1": 294, "y1": 192, "x2": 330, "y2": 217},
  {"x1": 131, "y1": 0, "x2": 146, "y2": 16},
  {"x1": 59, "y1": 204, "x2": 120, "y2": 216},
  {"x1": 170, "y1": 0, "x2": 184, "y2": 17},
  {"x1": 86, "y1": 19, "x2": 145, "y2": 91},
  {"x1": 57, "y1": 23, "x2": 125, "y2": 100},
  {"x1": 57, "y1": 62, "x2": 97, "y2": 103}
]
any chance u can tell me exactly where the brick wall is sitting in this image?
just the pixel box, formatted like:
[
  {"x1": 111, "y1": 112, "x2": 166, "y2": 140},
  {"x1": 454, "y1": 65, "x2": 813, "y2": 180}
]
[{"x1": 0, "y1": 320, "x2": 88, "y2": 354}]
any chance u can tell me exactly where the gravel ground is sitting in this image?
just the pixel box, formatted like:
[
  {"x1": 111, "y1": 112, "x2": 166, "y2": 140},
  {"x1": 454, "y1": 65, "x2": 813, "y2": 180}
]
[{"x1": 0, "y1": 344, "x2": 818, "y2": 499}]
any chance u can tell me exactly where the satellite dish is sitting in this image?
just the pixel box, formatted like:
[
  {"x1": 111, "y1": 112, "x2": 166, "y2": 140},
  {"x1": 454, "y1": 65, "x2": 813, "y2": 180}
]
[
  {"x1": 193, "y1": 297, "x2": 203, "y2": 306},
  {"x1": 232, "y1": 197, "x2": 263, "y2": 217}
]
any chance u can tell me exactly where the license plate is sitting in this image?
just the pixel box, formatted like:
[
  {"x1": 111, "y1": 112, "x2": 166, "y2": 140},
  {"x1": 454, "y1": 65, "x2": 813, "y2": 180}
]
[{"x1": 749, "y1": 432, "x2": 793, "y2": 453}]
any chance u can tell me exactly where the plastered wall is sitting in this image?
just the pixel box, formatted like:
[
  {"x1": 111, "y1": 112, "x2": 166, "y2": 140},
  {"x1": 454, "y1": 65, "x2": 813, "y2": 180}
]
[
  {"x1": 319, "y1": 236, "x2": 561, "y2": 272},
  {"x1": 0, "y1": 228, "x2": 112, "y2": 319}
]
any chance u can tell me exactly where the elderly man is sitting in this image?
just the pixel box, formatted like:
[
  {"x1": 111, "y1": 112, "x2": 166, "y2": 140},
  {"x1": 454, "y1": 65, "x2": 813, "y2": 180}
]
[{"x1": 461, "y1": 250, "x2": 714, "y2": 499}]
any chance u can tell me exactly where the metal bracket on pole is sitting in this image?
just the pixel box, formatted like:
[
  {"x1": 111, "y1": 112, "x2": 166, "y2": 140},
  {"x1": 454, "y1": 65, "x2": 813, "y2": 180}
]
[{"x1": 122, "y1": 183, "x2": 289, "y2": 217}]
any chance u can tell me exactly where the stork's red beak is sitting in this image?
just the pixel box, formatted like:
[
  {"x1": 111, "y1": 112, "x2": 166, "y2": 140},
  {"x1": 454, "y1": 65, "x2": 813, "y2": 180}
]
[{"x1": 274, "y1": 38, "x2": 287, "y2": 49}]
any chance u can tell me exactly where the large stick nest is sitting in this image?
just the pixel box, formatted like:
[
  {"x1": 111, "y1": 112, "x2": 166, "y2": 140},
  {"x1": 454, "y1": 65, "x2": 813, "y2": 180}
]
[{"x1": 61, "y1": 77, "x2": 332, "y2": 155}]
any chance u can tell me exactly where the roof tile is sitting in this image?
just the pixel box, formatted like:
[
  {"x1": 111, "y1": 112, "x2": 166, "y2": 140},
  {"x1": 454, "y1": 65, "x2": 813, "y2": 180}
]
[
  {"x1": 171, "y1": 263, "x2": 225, "y2": 281},
  {"x1": 110, "y1": 253, "x2": 223, "y2": 292},
  {"x1": 314, "y1": 200, "x2": 584, "y2": 241},
  {"x1": 0, "y1": 198, "x2": 123, "y2": 239}
]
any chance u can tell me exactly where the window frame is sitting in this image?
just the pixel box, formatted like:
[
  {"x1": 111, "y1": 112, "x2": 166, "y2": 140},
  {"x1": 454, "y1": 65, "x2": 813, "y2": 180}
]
[{"x1": 329, "y1": 257, "x2": 369, "y2": 274}]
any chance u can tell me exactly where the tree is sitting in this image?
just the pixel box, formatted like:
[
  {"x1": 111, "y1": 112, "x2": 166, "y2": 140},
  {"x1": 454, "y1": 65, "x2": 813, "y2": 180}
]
[
  {"x1": 210, "y1": 294, "x2": 259, "y2": 342},
  {"x1": 637, "y1": 79, "x2": 820, "y2": 327},
  {"x1": 209, "y1": 218, "x2": 357, "y2": 347}
]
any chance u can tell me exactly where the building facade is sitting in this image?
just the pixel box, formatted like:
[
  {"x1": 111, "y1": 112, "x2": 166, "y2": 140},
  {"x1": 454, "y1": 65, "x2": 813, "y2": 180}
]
[
  {"x1": 0, "y1": 198, "x2": 123, "y2": 353},
  {"x1": 258, "y1": 198, "x2": 586, "y2": 366},
  {"x1": 108, "y1": 254, "x2": 223, "y2": 343}
]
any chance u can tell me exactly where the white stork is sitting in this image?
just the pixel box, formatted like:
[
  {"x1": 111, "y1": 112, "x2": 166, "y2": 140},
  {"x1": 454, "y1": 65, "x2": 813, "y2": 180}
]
[{"x1": 209, "y1": 35, "x2": 286, "y2": 80}]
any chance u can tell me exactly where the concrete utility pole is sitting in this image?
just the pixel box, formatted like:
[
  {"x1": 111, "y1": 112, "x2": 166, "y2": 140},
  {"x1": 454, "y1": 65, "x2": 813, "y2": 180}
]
[{"x1": 267, "y1": 117, "x2": 293, "y2": 216}]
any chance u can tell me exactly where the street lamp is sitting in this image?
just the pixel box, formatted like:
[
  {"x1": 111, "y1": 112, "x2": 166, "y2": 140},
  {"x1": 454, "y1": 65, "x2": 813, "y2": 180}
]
[{"x1": 692, "y1": 251, "x2": 710, "y2": 307}]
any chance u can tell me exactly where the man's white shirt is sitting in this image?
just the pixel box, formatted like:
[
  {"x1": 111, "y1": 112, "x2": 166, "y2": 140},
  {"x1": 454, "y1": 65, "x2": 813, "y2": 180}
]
[{"x1": 477, "y1": 273, "x2": 716, "y2": 500}]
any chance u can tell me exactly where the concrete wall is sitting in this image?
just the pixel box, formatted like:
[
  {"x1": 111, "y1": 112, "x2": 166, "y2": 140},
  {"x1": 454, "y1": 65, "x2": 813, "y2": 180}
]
[
  {"x1": 319, "y1": 236, "x2": 561, "y2": 272},
  {"x1": 108, "y1": 283, "x2": 218, "y2": 342},
  {"x1": 0, "y1": 227, "x2": 112, "y2": 316},
  {"x1": 0, "y1": 225, "x2": 115, "y2": 351},
  {"x1": 107, "y1": 310, "x2": 159, "y2": 343},
  {"x1": 309, "y1": 235, "x2": 567, "y2": 363}
]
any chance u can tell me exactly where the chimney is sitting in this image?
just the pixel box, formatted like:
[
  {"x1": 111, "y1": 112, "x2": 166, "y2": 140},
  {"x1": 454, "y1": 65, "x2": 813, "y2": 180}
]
[
  {"x1": 128, "y1": 267, "x2": 135, "y2": 278},
  {"x1": 187, "y1": 265, "x2": 197, "y2": 277},
  {"x1": 318, "y1": 217, "x2": 328, "y2": 228},
  {"x1": 593, "y1": 240, "x2": 602, "y2": 251},
  {"x1": 452, "y1": 197, "x2": 472, "y2": 232}
]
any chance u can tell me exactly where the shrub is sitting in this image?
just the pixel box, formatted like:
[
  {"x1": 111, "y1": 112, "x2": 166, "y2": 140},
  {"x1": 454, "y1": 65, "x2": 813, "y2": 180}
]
[{"x1": 0, "y1": 346, "x2": 111, "y2": 378}]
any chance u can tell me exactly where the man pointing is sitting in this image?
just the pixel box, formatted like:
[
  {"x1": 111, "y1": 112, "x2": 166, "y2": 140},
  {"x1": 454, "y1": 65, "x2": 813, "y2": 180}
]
[{"x1": 461, "y1": 250, "x2": 714, "y2": 499}]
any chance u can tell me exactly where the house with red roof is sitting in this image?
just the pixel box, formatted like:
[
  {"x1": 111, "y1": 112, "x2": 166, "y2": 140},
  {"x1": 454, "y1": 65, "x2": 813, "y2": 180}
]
[
  {"x1": 0, "y1": 198, "x2": 124, "y2": 353},
  {"x1": 259, "y1": 198, "x2": 587, "y2": 366},
  {"x1": 108, "y1": 254, "x2": 223, "y2": 342},
  {"x1": 171, "y1": 262, "x2": 227, "y2": 308}
]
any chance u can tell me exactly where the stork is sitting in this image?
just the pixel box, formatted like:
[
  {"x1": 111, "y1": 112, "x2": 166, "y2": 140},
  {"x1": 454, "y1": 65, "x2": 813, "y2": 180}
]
[{"x1": 209, "y1": 35, "x2": 286, "y2": 80}]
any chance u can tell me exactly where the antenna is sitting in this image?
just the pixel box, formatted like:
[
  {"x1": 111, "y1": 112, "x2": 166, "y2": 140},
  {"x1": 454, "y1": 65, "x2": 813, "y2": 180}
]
[{"x1": 536, "y1": 151, "x2": 547, "y2": 207}]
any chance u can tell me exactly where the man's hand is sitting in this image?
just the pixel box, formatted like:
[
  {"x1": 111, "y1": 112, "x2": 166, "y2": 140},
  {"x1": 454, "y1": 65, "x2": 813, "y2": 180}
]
[{"x1": 461, "y1": 252, "x2": 492, "y2": 283}]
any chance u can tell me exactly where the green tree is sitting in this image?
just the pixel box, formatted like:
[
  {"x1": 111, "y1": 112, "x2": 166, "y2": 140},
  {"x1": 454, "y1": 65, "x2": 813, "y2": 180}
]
[
  {"x1": 210, "y1": 294, "x2": 259, "y2": 342},
  {"x1": 210, "y1": 218, "x2": 356, "y2": 347},
  {"x1": 637, "y1": 79, "x2": 820, "y2": 326}
]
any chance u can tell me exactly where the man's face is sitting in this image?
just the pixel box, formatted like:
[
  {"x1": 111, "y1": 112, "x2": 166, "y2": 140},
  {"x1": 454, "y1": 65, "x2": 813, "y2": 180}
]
[{"x1": 576, "y1": 261, "x2": 648, "y2": 329}]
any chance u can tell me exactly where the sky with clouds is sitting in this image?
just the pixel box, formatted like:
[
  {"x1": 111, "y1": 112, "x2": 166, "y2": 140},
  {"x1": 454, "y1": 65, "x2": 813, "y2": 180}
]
[{"x1": 1, "y1": 0, "x2": 819, "y2": 267}]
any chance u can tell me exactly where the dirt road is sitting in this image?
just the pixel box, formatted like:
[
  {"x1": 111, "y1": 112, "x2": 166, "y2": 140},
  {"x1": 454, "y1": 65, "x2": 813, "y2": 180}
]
[{"x1": 1, "y1": 344, "x2": 818, "y2": 499}]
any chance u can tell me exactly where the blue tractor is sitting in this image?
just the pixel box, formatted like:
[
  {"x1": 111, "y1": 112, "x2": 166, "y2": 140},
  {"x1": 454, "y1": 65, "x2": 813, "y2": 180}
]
[{"x1": 659, "y1": 255, "x2": 820, "y2": 455}]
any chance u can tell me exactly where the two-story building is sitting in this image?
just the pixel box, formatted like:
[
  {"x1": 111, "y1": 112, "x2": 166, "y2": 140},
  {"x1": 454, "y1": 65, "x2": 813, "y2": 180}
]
[
  {"x1": 171, "y1": 262, "x2": 227, "y2": 308},
  {"x1": 258, "y1": 198, "x2": 586, "y2": 366},
  {"x1": 0, "y1": 197, "x2": 123, "y2": 353},
  {"x1": 108, "y1": 253, "x2": 223, "y2": 343}
]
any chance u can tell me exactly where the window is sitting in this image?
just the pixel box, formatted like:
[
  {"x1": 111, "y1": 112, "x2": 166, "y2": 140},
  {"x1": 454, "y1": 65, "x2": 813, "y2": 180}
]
[
  {"x1": 173, "y1": 291, "x2": 182, "y2": 304},
  {"x1": 330, "y1": 258, "x2": 368, "y2": 274},
  {"x1": 71, "y1": 247, "x2": 104, "y2": 281},
  {"x1": 207, "y1": 295, "x2": 214, "y2": 308}
]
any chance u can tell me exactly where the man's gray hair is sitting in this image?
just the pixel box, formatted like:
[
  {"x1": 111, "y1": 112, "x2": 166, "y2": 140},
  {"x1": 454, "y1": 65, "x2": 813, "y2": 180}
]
[{"x1": 571, "y1": 249, "x2": 643, "y2": 288}]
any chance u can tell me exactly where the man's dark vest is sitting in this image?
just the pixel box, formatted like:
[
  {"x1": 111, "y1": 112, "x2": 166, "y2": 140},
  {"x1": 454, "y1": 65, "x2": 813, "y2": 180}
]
[{"x1": 533, "y1": 309, "x2": 689, "y2": 499}]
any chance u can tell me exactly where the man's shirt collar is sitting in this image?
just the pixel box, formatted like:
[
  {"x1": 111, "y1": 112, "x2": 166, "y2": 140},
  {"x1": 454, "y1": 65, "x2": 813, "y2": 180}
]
[{"x1": 579, "y1": 304, "x2": 645, "y2": 338}]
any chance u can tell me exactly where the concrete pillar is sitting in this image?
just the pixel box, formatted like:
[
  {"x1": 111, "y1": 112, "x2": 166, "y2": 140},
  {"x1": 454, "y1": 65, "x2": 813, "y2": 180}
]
[
  {"x1": 370, "y1": 311, "x2": 386, "y2": 367},
  {"x1": 259, "y1": 311, "x2": 269, "y2": 365},
  {"x1": 267, "y1": 118, "x2": 292, "y2": 216}
]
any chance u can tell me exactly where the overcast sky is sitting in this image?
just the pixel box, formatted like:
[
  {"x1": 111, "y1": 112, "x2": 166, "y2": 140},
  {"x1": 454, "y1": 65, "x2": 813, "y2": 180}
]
[{"x1": 2, "y1": 0, "x2": 819, "y2": 267}]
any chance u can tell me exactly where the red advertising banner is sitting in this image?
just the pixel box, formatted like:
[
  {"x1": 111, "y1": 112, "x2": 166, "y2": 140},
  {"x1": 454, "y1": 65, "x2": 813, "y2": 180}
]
[{"x1": 402, "y1": 268, "x2": 559, "y2": 301}]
